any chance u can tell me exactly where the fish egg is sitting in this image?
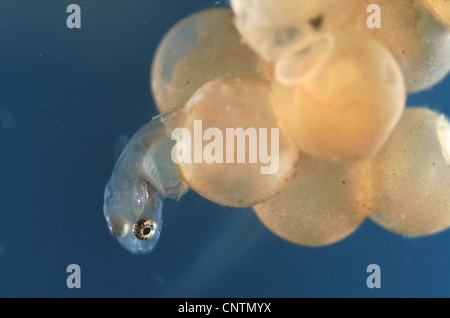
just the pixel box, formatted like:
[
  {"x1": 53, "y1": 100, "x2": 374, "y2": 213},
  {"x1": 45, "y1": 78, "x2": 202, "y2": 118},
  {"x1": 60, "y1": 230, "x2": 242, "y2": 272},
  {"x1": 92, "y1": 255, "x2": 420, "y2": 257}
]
[
  {"x1": 423, "y1": 0, "x2": 450, "y2": 28},
  {"x1": 151, "y1": 8, "x2": 266, "y2": 112},
  {"x1": 354, "y1": 0, "x2": 450, "y2": 92},
  {"x1": 370, "y1": 107, "x2": 450, "y2": 236},
  {"x1": 254, "y1": 155, "x2": 372, "y2": 246},
  {"x1": 271, "y1": 30, "x2": 406, "y2": 161},
  {"x1": 230, "y1": 0, "x2": 356, "y2": 63},
  {"x1": 174, "y1": 75, "x2": 299, "y2": 207}
]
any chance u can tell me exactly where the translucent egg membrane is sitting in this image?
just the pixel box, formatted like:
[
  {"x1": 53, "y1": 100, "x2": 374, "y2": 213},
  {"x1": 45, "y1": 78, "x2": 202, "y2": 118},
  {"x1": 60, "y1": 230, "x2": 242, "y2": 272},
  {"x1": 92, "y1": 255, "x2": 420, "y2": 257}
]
[
  {"x1": 354, "y1": 0, "x2": 450, "y2": 92},
  {"x1": 254, "y1": 155, "x2": 372, "y2": 247},
  {"x1": 423, "y1": 0, "x2": 450, "y2": 28},
  {"x1": 151, "y1": 8, "x2": 267, "y2": 112},
  {"x1": 175, "y1": 75, "x2": 299, "y2": 207},
  {"x1": 271, "y1": 30, "x2": 406, "y2": 161},
  {"x1": 370, "y1": 107, "x2": 450, "y2": 236}
]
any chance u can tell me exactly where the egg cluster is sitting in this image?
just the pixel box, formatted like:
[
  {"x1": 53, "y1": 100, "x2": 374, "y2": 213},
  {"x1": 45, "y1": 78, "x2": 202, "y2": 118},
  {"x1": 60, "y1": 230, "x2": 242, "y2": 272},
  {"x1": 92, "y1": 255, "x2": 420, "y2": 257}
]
[{"x1": 150, "y1": 1, "x2": 450, "y2": 246}]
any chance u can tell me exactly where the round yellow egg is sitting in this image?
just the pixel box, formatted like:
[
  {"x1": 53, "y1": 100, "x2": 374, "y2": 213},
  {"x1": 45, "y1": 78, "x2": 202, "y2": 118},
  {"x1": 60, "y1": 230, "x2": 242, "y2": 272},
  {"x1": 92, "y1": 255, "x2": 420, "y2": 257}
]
[
  {"x1": 173, "y1": 75, "x2": 300, "y2": 207},
  {"x1": 254, "y1": 155, "x2": 372, "y2": 246},
  {"x1": 370, "y1": 107, "x2": 450, "y2": 236},
  {"x1": 423, "y1": 0, "x2": 450, "y2": 28},
  {"x1": 151, "y1": 8, "x2": 266, "y2": 112},
  {"x1": 271, "y1": 30, "x2": 406, "y2": 161},
  {"x1": 354, "y1": 0, "x2": 450, "y2": 92}
]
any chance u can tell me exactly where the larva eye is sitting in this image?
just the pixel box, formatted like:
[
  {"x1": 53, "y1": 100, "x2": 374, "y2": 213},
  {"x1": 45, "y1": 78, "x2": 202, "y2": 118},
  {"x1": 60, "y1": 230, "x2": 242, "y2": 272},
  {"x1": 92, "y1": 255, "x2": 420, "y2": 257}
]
[{"x1": 133, "y1": 218, "x2": 157, "y2": 240}]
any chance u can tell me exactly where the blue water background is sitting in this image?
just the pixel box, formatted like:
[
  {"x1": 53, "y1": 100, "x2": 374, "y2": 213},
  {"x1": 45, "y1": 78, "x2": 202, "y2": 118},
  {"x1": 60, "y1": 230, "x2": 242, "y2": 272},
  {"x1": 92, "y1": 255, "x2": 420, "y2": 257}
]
[{"x1": 0, "y1": 0, "x2": 449, "y2": 297}]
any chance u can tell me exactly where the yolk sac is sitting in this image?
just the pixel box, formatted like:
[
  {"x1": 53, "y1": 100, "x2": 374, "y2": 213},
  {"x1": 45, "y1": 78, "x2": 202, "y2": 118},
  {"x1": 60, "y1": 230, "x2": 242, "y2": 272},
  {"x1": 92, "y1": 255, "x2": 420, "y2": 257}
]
[
  {"x1": 253, "y1": 154, "x2": 372, "y2": 247},
  {"x1": 230, "y1": 0, "x2": 356, "y2": 63},
  {"x1": 370, "y1": 107, "x2": 450, "y2": 237},
  {"x1": 151, "y1": 8, "x2": 268, "y2": 112},
  {"x1": 270, "y1": 29, "x2": 406, "y2": 161},
  {"x1": 353, "y1": 0, "x2": 450, "y2": 93},
  {"x1": 173, "y1": 75, "x2": 300, "y2": 207}
]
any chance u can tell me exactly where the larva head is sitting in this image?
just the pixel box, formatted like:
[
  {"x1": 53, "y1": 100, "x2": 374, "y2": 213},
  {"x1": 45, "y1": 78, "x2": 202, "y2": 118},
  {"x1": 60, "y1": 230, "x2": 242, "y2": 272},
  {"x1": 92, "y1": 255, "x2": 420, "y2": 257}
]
[{"x1": 103, "y1": 179, "x2": 163, "y2": 255}]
